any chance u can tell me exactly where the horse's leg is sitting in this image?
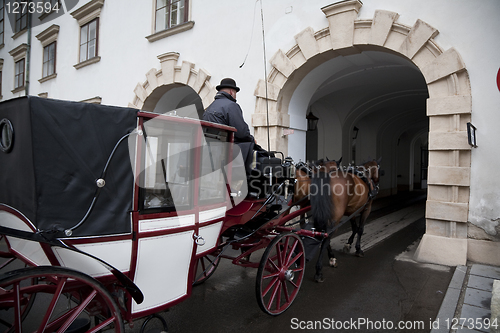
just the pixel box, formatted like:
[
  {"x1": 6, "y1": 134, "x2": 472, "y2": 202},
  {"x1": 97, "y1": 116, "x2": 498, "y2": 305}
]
[
  {"x1": 327, "y1": 237, "x2": 337, "y2": 267},
  {"x1": 343, "y1": 218, "x2": 357, "y2": 253},
  {"x1": 315, "y1": 238, "x2": 328, "y2": 282},
  {"x1": 355, "y1": 207, "x2": 371, "y2": 257}
]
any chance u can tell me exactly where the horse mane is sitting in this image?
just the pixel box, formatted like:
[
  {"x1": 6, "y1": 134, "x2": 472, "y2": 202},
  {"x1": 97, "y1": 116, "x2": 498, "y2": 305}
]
[{"x1": 310, "y1": 171, "x2": 333, "y2": 232}]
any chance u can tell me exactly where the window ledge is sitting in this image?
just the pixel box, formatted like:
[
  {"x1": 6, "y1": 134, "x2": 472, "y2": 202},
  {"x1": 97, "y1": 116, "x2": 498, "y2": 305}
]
[
  {"x1": 146, "y1": 21, "x2": 194, "y2": 43},
  {"x1": 12, "y1": 86, "x2": 25, "y2": 94},
  {"x1": 39, "y1": 73, "x2": 57, "y2": 83},
  {"x1": 0, "y1": 44, "x2": 4, "y2": 50},
  {"x1": 12, "y1": 29, "x2": 27, "y2": 40},
  {"x1": 74, "y1": 56, "x2": 101, "y2": 69}
]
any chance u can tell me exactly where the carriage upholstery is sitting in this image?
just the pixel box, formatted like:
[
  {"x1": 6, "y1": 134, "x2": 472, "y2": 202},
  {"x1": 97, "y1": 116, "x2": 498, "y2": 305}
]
[{"x1": 0, "y1": 96, "x2": 138, "y2": 237}]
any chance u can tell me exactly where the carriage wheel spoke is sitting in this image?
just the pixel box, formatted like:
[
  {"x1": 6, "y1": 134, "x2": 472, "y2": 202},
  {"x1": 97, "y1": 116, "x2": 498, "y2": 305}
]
[
  {"x1": 12, "y1": 282, "x2": 21, "y2": 333},
  {"x1": 265, "y1": 256, "x2": 279, "y2": 274},
  {"x1": 282, "y1": 279, "x2": 290, "y2": 304},
  {"x1": 284, "y1": 239, "x2": 298, "y2": 266},
  {"x1": 87, "y1": 316, "x2": 116, "y2": 333},
  {"x1": 37, "y1": 277, "x2": 67, "y2": 332},
  {"x1": 266, "y1": 279, "x2": 281, "y2": 310},
  {"x1": 261, "y1": 276, "x2": 279, "y2": 297},
  {"x1": 56, "y1": 290, "x2": 97, "y2": 333},
  {"x1": 279, "y1": 238, "x2": 289, "y2": 266}
]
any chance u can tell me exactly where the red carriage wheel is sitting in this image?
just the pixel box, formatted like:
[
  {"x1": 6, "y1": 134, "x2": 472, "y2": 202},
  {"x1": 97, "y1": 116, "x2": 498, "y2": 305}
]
[
  {"x1": 0, "y1": 266, "x2": 124, "y2": 333},
  {"x1": 256, "y1": 232, "x2": 305, "y2": 315},
  {"x1": 193, "y1": 251, "x2": 221, "y2": 286}
]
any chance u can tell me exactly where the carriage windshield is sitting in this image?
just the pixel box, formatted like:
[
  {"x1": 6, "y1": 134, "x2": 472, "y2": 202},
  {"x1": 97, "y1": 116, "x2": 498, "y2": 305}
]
[
  {"x1": 128, "y1": 106, "x2": 247, "y2": 213},
  {"x1": 137, "y1": 119, "x2": 195, "y2": 212}
]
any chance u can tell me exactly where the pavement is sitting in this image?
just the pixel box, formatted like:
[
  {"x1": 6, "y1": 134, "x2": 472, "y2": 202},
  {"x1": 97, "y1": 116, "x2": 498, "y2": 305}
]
[
  {"x1": 430, "y1": 264, "x2": 500, "y2": 333},
  {"x1": 333, "y1": 190, "x2": 500, "y2": 333}
]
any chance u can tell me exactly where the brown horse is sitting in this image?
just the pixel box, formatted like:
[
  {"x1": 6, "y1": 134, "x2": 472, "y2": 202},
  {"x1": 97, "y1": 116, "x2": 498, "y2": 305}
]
[{"x1": 296, "y1": 158, "x2": 380, "y2": 282}]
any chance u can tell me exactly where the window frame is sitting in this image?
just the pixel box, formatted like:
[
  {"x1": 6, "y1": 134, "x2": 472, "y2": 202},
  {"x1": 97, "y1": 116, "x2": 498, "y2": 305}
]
[
  {"x1": 79, "y1": 18, "x2": 99, "y2": 63},
  {"x1": 42, "y1": 41, "x2": 56, "y2": 78},
  {"x1": 14, "y1": 58, "x2": 25, "y2": 90},
  {"x1": 70, "y1": 0, "x2": 103, "y2": 69},
  {"x1": 156, "y1": 0, "x2": 188, "y2": 32},
  {"x1": 147, "y1": 0, "x2": 193, "y2": 42},
  {"x1": 14, "y1": 8, "x2": 27, "y2": 33}
]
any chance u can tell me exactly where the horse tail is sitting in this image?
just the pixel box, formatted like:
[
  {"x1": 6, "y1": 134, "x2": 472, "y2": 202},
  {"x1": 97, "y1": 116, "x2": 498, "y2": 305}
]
[{"x1": 310, "y1": 171, "x2": 333, "y2": 232}]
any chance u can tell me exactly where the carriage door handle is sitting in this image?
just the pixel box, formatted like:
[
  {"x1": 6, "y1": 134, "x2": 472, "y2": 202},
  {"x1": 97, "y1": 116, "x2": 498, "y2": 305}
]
[{"x1": 193, "y1": 234, "x2": 206, "y2": 246}]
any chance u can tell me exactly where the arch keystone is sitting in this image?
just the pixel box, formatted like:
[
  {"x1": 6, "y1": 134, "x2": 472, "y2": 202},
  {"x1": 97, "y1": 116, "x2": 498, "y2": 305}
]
[
  {"x1": 321, "y1": 0, "x2": 362, "y2": 51},
  {"x1": 157, "y1": 52, "x2": 180, "y2": 85}
]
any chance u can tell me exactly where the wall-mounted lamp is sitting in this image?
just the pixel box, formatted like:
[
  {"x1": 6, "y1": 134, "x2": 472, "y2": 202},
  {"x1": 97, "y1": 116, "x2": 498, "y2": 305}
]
[
  {"x1": 352, "y1": 126, "x2": 359, "y2": 140},
  {"x1": 306, "y1": 111, "x2": 319, "y2": 131},
  {"x1": 467, "y1": 122, "x2": 477, "y2": 147}
]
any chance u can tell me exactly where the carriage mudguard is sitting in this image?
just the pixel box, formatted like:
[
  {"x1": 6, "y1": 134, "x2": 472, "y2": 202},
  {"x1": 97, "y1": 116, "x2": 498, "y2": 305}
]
[{"x1": 0, "y1": 225, "x2": 144, "y2": 304}]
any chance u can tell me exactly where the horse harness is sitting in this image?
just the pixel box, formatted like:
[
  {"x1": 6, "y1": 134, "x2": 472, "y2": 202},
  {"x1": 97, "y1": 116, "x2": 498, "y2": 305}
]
[{"x1": 345, "y1": 166, "x2": 379, "y2": 200}]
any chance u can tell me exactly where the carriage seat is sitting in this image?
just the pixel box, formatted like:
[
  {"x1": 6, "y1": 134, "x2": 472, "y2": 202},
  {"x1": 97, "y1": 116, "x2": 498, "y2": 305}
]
[
  {"x1": 247, "y1": 151, "x2": 284, "y2": 198},
  {"x1": 251, "y1": 152, "x2": 283, "y2": 177}
]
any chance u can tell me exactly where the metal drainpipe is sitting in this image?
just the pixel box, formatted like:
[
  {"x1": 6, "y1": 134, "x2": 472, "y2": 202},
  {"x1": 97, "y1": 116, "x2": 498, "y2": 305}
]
[{"x1": 25, "y1": 13, "x2": 32, "y2": 96}]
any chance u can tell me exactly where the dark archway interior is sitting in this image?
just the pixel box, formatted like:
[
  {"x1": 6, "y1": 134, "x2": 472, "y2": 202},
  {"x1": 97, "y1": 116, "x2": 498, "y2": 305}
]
[{"x1": 304, "y1": 50, "x2": 429, "y2": 196}]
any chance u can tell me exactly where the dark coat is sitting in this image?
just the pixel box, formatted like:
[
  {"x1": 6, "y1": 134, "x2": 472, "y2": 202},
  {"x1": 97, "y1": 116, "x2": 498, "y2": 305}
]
[
  {"x1": 202, "y1": 91, "x2": 254, "y2": 143},
  {"x1": 203, "y1": 91, "x2": 256, "y2": 175}
]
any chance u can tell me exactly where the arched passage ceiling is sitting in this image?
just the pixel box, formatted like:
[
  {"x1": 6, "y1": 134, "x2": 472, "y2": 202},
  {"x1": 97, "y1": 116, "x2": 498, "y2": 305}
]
[{"x1": 309, "y1": 50, "x2": 428, "y2": 138}]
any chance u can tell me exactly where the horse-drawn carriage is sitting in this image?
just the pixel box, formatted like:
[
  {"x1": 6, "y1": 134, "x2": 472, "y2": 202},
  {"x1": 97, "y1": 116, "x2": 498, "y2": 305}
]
[{"x1": 0, "y1": 96, "x2": 342, "y2": 332}]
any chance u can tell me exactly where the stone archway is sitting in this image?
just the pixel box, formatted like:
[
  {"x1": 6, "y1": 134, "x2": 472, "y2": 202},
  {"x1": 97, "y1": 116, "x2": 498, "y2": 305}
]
[
  {"x1": 252, "y1": 0, "x2": 472, "y2": 266},
  {"x1": 129, "y1": 52, "x2": 216, "y2": 112}
]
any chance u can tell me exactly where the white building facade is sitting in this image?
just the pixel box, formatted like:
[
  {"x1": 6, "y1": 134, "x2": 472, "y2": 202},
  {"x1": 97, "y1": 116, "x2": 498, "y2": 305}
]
[{"x1": 1, "y1": 0, "x2": 499, "y2": 267}]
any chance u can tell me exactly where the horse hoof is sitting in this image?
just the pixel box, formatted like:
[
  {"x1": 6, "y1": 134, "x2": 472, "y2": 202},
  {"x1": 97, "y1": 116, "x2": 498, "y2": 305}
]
[
  {"x1": 355, "y1": 250, "x2": 364, "y2": 257},
  {"x1": 314, "y1": 274, "x2": 324, "y2": 283},
  {"x1": 329, "y1": 258, "x2": 338, "y2": 268},
  {"x1": 343, "y1": 244, "x2": 351, "y2": 253}
]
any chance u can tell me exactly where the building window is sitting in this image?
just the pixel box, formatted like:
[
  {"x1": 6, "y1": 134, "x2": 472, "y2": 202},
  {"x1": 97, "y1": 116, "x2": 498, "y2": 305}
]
[
  {"x1": 71, "y1": 0, "x2": 103, "y2": 69},
  {"x1": 43, "y1": 42, "x2": 56, "y2": 78},
  {"x1": 79, "y1": 19, "x2": 98, "y2": 62},
  {"x1": 36, "y1": 24, "x2": 59, "y2": 82},
  {"x1": 147, "y1": 0, "x2": 193, "y2": 42},
  {"x1": 155, "y1": 0, "x2": 188, "y2": 32},
  {"x1": 14, "y1": 58, "x2": 24, "y2": 89},
  {"x1": 14, "y1": 9, "x2": 27, "y2": 33}
]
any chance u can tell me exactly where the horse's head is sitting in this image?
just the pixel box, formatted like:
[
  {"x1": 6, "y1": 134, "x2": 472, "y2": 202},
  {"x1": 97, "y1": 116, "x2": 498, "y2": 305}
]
[
  {"x1": 315, "y1": 157, "x2": 342, "y2": 173},
  {"x1": 363, "y1": 158, "x2": 381, "y2": 184}
]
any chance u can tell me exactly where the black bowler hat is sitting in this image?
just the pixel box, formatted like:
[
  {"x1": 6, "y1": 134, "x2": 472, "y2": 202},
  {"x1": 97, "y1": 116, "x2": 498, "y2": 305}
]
[{"x1": 216, "y1": 78, "x2": 240, "y2": 92}]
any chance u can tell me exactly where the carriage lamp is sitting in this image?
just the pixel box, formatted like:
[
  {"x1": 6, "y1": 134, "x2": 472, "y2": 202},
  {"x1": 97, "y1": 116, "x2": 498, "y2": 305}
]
[
  {"x1": 306, "y1": 111, "x2": 319, "y2": 131},
  {"x1": 352, "y1": 126, "x2": 359, "y2": 140},
  {"x1": 0, "y1": 118, "x2": 14, "y2": 153},
  {"x1": 467, "y1": 122, "x2": 477, "y2": 147}
]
